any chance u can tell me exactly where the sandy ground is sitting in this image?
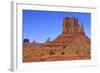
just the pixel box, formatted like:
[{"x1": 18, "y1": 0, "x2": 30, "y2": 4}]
[{"x1": 23, "y1": 46, "x2": 90, "y2": 62}]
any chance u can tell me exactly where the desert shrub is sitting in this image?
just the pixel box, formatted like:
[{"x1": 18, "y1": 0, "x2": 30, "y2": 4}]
[
  {"x1": 75, "y1": 50, "x2": 79, "y2": 54},
  {"x1": 31, "y1": 51, "x2": 37, "y2": 56},
  {"x1": 87, "y1": 51, "x2": 90, "y2": 54},
  {"x1": 49, "y1": 50, "x2": 55, "y2": 56},
  {"x1": 39, "y1": 51, "x2": 44, "y2": 56},
  {"x1": 61, "y1": 51, "x2": 65, "y2": 55},
  {"x1": 61, "y1": 47, "x2": 65, "y2": 55},
  {"x1": 31, "y1": 50, "x2": 40, "y2": 56},
  {"x1": 63, "y1": 45, "x2": 66, "y2": 49}
]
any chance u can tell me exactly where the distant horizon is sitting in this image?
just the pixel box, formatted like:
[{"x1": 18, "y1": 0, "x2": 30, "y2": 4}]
[{"x1": 23, "y1": 10, "x2": 91, "y2": 43}]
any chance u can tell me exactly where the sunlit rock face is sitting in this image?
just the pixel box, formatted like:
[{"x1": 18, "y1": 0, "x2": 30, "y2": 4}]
[
  {"x1": 62, "y1": 17, "x2": 84, "y2": 34},
  {"x1": 45, "y1": 17, "x2": 90, "y2": 47}
]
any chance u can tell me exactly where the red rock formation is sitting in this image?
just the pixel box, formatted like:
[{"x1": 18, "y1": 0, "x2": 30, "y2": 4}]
[
  {"x1": 63, "y1": 17, "x2": 84, "y2": 34},
  {"x1": 45, "y1": 17, "x2": 90, "y2": 48}
]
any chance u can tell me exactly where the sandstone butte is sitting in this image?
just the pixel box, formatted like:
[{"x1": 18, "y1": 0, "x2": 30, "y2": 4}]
[{"x1": 23, "y1": 17, "x2": 91, "y2": 62}]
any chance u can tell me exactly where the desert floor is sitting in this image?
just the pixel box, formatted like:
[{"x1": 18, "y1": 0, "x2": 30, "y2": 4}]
[{"x1": 23, "y1": 46, "x2": 90, "y2": 62}]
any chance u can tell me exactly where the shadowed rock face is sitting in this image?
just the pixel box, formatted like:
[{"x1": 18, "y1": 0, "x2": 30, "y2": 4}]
[{"x1": 23, "y1": 17, "x2": 91, "y2": 62}]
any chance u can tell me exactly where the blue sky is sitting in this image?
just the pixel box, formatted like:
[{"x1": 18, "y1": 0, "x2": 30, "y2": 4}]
[{"x1": 23, "y1": 10, "x2": 91, "y2": 43}]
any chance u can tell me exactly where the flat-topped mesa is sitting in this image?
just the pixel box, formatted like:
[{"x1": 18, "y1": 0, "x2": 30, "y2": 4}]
[{"x1": 62, "y1": 17, "x2": 84, "y2": 34}]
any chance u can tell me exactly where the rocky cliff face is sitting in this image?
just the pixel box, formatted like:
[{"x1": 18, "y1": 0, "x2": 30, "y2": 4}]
[
  {"x1": 45, "y1": 17, "x2": 90, "y2": 48},
  {"x1": 62, "y1": 17, "x2": 84, "y2": 34}
]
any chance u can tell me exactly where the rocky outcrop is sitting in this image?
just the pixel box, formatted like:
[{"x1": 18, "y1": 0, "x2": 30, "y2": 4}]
[
  {"x1": 62, "y1": 17, "x2": 84, "y2": 34},
  {"x1": 44, "y1": 17, "x2": 90, "y2": 48}
]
